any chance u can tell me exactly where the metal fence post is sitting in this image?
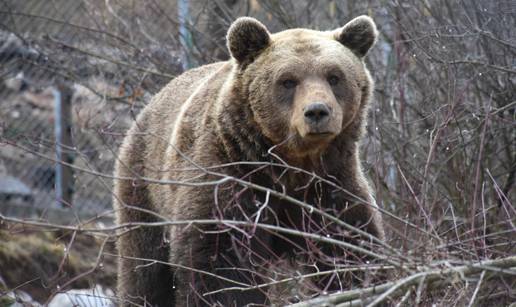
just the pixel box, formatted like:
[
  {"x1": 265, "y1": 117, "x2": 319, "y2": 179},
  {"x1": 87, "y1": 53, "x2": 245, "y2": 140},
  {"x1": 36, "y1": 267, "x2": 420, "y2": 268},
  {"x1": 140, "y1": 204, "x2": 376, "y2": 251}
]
[
  {"x1": 178, "y1": 0, "x2": 192, "y2": 70},
  {"x1": 53, "y1": 83, "x2": 74, "y2": 208}
]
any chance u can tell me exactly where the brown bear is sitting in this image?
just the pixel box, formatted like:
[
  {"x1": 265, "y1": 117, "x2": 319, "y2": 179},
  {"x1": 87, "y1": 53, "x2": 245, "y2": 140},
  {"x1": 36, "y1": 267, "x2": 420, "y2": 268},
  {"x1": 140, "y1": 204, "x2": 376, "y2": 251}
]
[{"x1": 113, "y1": 15, "x2": 384, "y2": 307}]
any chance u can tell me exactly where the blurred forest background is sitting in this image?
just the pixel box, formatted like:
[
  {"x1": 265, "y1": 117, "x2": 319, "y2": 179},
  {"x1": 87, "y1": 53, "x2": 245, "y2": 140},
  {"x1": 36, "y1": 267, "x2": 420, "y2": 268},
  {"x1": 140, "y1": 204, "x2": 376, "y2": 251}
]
[{"x1": 0, "y1": 0, "x2": 514, "y2": 306}]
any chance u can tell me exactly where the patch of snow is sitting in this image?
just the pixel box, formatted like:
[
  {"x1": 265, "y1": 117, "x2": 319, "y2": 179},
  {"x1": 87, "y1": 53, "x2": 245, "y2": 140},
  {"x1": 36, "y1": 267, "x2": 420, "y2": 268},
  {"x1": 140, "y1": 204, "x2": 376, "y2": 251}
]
[{"x1": 47, "y1": 285, "x2": 114, "y2": 307}]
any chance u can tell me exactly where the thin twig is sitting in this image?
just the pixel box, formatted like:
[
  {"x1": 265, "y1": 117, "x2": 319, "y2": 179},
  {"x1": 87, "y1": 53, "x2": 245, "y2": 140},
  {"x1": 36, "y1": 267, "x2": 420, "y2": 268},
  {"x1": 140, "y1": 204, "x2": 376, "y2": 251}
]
[{"x1": 467, "y1": 270, "x2": 486, "y2": 307}]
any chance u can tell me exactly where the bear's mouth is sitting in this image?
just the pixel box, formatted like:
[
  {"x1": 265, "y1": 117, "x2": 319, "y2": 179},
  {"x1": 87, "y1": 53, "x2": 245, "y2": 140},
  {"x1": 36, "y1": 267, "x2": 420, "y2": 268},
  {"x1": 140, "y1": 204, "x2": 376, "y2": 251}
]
[
  {"x1": 303, "y1": 131, "x2": 336, "y2": 144},
  {"x1": 305, "y1": 131, "x2": 334, "y2": 138}
]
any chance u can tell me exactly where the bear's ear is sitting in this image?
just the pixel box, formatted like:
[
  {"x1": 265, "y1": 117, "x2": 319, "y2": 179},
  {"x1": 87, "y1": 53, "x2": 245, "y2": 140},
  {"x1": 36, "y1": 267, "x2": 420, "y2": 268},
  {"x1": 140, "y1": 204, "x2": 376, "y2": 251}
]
[
  {"x1": 335, "y1": 15, "x2": 378, "y2": 58},
  {"x1": 227, "y1": 17, "x2": 270, "y2": 64}
]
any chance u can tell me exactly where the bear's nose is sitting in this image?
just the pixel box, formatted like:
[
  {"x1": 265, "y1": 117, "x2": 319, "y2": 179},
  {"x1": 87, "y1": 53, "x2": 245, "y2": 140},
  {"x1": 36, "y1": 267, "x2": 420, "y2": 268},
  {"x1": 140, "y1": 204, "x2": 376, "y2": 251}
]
[{"x1": 304, "y1": 103, "x2": 331, "y2": 124}]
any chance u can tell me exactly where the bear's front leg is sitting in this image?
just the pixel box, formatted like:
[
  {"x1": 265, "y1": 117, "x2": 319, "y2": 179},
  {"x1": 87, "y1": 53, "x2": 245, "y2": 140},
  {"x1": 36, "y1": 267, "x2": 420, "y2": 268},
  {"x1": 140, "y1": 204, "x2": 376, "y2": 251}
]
[{"x1": 168, "y1": 185, "x2": 268, "y2": 307}]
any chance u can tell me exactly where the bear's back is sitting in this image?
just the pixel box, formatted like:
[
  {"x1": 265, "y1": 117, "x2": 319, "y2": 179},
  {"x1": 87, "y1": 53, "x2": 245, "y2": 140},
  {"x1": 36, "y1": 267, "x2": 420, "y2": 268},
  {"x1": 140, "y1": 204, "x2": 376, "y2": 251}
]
[
  {"x1": 146, "y1": 62, "x2": 226, "y2": 140},
  {"x1": 131, "y1": 62, "x2": 228, "y2": 180}
]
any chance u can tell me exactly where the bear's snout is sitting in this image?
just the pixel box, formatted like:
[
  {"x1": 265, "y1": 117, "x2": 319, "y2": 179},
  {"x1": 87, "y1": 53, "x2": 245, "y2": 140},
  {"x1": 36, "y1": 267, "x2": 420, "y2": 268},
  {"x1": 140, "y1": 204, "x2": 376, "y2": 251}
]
[
  {"x1": 303, "y1": 103, "x2": 331, "y2": 125},
  {"x1": 301, "y1": 102, "x2": 339, "y2": 137}
]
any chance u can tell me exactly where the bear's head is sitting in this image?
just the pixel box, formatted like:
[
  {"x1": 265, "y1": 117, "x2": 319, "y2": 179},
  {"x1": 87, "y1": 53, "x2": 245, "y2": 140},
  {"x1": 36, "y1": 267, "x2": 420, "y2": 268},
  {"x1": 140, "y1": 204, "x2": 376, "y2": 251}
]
[{"x1": 226, "y1": 16, "x2": 377, "y2": 163}]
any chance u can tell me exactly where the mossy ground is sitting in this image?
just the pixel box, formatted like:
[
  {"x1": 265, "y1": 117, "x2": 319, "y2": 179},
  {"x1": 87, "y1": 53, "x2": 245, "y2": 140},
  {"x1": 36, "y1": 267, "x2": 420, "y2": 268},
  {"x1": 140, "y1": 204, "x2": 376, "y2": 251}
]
[{"x1": 0, "y1": 223, "x2": 116, "y2": 303}]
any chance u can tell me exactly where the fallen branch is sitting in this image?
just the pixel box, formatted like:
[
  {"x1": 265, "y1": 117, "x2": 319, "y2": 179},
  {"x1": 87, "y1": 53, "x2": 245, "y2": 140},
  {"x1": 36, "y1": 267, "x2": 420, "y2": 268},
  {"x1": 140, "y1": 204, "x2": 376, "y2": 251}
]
[{"x1": 289, "y1": 256, "x2": 516, "y2": 307}]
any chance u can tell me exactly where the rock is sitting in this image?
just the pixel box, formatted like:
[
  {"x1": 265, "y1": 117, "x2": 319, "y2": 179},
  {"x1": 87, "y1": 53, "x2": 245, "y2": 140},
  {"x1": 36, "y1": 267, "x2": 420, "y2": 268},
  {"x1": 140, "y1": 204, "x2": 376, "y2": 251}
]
[
  {"x1": 0, "y1": 31, "x2": 40, "y2": 62},
  {"x1": 4, "y1": 72, "x2": 28, "y2": 92},
  {"x1": 4, "y1": 290, "x2": 41, "y2": 307},
  {"x1": 22, "y1": 87, "x2": 55, "y2": 110},
  {"x1": 0, "y1": 175, "x2": 32, "y2": 200}
]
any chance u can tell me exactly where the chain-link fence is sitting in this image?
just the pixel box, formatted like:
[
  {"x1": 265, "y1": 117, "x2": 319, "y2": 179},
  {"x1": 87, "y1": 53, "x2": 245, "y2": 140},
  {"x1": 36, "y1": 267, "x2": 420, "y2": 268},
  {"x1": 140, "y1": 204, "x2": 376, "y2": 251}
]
[
  {"x1": 0, "y1": 79, "x2": 122, "y2": 221},
  {"x1": 0, "y1": 0, "x2": 183, "y2": 222}
]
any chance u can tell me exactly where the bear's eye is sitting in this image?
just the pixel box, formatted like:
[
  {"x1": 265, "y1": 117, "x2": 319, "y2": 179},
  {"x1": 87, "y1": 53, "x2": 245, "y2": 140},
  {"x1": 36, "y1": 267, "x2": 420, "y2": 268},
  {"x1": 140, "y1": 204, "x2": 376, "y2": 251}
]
[
  {"x1": 281, "y1": 79, "x2": 298, "y2": 89},
  {"x1": 327, "y1": 75, "x2": 340, "y2": 86}
]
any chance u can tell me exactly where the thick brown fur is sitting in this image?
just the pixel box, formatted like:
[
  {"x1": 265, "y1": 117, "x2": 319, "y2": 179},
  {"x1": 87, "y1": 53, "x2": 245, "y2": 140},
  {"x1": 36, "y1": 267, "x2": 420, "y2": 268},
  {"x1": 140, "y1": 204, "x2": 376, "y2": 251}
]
[{"x1": 114, "y1": 16, "x2": 384, "y2": 307}]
